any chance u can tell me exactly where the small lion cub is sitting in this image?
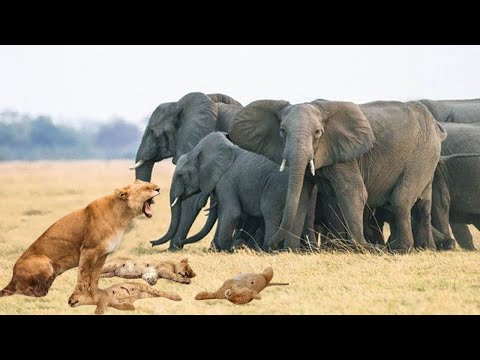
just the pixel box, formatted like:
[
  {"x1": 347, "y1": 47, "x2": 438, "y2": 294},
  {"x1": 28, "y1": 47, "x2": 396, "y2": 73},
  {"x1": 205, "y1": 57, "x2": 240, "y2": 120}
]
[{"x1": 101, "y1": 257, "x2": 196, "y2": 286}]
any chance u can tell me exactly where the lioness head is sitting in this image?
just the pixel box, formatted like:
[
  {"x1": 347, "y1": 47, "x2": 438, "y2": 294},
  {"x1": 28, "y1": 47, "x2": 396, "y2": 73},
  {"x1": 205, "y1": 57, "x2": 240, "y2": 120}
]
[
  {"x1": 115, "y1": 180, "x2": 160, "y2": 218},
  {"x1": 176, "y1": 258, "x2": 196, "y2": 278}
]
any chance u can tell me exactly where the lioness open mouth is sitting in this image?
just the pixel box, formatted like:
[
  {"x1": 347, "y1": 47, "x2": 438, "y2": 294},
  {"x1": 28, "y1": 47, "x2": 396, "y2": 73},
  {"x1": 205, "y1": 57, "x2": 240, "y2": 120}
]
[{"x1": 143, "y1": 198, "x2": 155, "y2": 218}]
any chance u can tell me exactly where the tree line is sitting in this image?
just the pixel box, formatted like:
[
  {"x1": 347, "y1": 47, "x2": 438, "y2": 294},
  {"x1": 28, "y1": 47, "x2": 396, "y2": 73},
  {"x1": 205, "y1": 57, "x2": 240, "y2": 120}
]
[{"x1": 0, "y1": 111, "x2": 142, "y2": 160}]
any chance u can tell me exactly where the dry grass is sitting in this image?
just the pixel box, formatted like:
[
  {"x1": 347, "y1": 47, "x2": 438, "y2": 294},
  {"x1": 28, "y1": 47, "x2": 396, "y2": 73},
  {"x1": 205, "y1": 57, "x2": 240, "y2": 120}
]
[{"x1": 1, "y1": 160, "x2": 480, "y2": 314}]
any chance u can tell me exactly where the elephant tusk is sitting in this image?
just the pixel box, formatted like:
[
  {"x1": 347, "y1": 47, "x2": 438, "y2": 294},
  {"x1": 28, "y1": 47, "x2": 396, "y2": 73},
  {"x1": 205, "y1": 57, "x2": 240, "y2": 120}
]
[
  {"x1": 279, "y1": 159, "x2": 286, "y2": 172},
  {"x1": 171, "y1": 197, "x2": 179, "y2": 207},
  {"x1": 309, "y1": 159, "x2": 315, "y2": 176},
  {"x1": 129, "y1": 160, "x2": 145, "y2": 170}
]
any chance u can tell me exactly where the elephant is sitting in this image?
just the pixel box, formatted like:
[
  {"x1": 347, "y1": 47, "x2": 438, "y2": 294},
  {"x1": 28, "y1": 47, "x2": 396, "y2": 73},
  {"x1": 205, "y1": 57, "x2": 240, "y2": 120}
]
[
  {"x1": 419, "y1": 99, "x2": 480, "y2": 123},
  {"x1": 132, "y1": 92, "x2": 243, "y2": 250},
  {"x1": 417, "y1": 100, "x2": 480, "y2": 247},
  {"x1": 229, "y1": 100, "x2": 446, "y2": 252},
  {"x1": 163, "y1": 132, "x2": 312, "y2": 251},
  {"x1": 429, "y1": 122, "x2": 480, "y2": 251},
  {"x1": 366, "y1": 122, "x2": 480, "y2": 250},
  {"x1": 170, "y1": 194, "x2": 265, "y2": 250}
]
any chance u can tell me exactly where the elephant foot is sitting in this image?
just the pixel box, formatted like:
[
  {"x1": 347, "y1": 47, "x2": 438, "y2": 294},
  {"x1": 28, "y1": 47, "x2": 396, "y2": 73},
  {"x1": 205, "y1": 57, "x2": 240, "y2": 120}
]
[
  {"x1": 168, "y1": 244, "x2": 184, "y2": 252},
  {"x1": 435, "y1": 238, "x2": 456, "y2": 251},
  {"x1": 387, "y1": 244, "x2": 413, "y2": 254}
]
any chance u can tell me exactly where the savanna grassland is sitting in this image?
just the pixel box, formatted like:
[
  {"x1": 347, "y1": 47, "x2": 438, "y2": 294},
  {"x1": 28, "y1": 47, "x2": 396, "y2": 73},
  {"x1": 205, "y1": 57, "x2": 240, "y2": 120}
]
[{"x1": 1, "y1": 160, "x2": 480, "y2": 314}]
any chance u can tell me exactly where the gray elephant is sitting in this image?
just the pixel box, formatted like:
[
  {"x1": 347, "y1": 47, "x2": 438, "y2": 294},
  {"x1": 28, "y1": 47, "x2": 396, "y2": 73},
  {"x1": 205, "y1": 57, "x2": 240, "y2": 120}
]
[
  {"x1": 364, "y1": 100, "x2": 480, "y2": 249},
  {"x1": 132, "y1": 92, "x2": 242, "y2": 249},
  {"x1": 164, "y1": 132, "x2": 312, "y2": 251},
  {"x1": 229, "y1": 100, "x2": 446, "y2": 252},
  {"x1": 171, "y1": 195, "x2": 265, "y2": 250},
  {"x1": 419, "y1": 99, "x2": 480, "y2": 247},
  {"x1": 419, "y1": 99, "x2": 480, "y2": 123},
  {"x1": 430, "y1": 122, "x2": 480, "y2": 250}
]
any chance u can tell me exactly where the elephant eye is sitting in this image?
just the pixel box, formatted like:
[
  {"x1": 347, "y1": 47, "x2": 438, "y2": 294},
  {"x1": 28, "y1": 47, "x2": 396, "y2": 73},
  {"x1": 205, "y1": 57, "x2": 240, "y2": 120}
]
[
  {"x1": 315, "y1": 129, "x2": 322, "y2": 137},
  {"x1": 279, "y1": 128, "x2": 286, "y2": 138}
]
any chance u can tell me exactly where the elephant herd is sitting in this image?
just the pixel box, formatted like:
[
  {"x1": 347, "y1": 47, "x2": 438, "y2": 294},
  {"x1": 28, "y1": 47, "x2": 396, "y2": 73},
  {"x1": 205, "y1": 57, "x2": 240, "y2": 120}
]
[{"x1": 131, "y1": 93, "x2": 480, "y2": 252}]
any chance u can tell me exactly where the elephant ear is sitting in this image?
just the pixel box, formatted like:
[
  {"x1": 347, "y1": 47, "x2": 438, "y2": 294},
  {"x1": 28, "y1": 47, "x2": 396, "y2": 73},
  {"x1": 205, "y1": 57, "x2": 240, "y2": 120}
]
[
  {"x1": 207, "y1": 93, "x2": 242, "y2": 107},
  {"x1": 197, "y1": 134, "x2": 236, "y2": 194},
  {"x1": 174, "y1": 92, "x2": 218, "y2": 164},
  {"x1": 229, "y1": 100, "x2": 290, "y2": 164},
  {"x1": 311, "y1": 100, "x2": 375, "y2": 168}
]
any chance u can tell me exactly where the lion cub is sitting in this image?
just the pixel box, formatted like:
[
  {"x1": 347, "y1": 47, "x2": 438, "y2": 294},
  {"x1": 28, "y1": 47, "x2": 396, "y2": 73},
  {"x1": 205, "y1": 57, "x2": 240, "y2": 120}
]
[
  {"x1": 68, "y1": 282, "x2": 181, "y2": 314},
  {"x1": 101, "y1": 258, "x2": 196, "y2": 285},
  {"x1": 0, "y1": 180, "x2": 160, "y2": 298}
]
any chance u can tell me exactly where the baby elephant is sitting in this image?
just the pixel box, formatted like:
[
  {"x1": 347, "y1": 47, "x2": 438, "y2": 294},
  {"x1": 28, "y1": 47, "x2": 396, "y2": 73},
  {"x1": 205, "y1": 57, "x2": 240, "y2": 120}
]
[
  {"x1": 195, "y1": 267, "x2": 288, "y2": 305},
  {"x1": 68, "y1": 282, "x2": 181, "y2": 314},
  {"x1": 161, "y1": 132, "x2": 312, "y2": 251}
]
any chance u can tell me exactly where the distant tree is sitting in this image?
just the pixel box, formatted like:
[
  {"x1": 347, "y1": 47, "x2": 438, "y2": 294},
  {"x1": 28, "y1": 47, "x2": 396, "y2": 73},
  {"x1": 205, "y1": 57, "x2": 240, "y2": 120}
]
[
  {"x1": 0, "y1": 111, "x2": 143, "y2": 160},
  {"x1": 95, "y1": 118, "x2": 141, "y2": 150}
]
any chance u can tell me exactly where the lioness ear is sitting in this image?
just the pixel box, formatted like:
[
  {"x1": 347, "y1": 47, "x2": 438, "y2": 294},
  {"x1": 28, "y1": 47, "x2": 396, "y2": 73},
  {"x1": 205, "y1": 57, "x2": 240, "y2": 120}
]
[
  {"x1": 180, "y1": 258, "x2": 188, "y2": 264},
  {"x1": 134, "y1": 179, "x2": 144, "y2": 184},
  {"x1": 114, "y1": 189, "x2": 129, "y2": 200}
]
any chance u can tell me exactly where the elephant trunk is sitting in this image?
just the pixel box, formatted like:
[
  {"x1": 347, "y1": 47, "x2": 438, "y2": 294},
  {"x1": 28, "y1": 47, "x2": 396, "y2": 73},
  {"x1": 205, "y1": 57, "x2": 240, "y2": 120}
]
[
  {"x1": 182, "y1": 201, "x2": 218, "y2": 245},
  {"x1": 268, "y1": 146, "x2": 310, "y2": 250},
  {"x1": 135, "y1": 159, "x2": 154, "y2": 182},
  {"x1": 150, "y1": 188, "x2": 183, "y2": 247}
]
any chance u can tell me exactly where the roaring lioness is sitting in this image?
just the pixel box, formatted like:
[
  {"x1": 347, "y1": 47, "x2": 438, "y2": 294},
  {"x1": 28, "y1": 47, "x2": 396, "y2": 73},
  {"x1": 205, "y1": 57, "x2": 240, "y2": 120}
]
[{"x1": 0, "y1": 180, "x2": 160, "y2": 298}]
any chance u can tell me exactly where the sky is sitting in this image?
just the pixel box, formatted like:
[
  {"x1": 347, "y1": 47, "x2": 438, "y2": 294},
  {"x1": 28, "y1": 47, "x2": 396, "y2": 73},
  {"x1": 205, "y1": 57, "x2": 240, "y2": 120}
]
[{"x1": 1, "y1": 45, "x2": 479, "y2": 125}]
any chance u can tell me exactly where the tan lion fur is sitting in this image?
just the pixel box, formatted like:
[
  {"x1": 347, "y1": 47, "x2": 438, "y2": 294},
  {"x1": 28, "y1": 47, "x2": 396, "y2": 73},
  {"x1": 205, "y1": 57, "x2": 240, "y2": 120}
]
[
  {"x1": 101, "y1": 257, "x2": 196, "y2": 285},
  {"x1": 0, "y1": 180, "x2": 160, "y2": 299},
  {"x1": 195, "y1": 267, "x2": 288, "y2": 305},
  {"x1": 68, "y1": 281, "x2": 181, "y2": 314}
]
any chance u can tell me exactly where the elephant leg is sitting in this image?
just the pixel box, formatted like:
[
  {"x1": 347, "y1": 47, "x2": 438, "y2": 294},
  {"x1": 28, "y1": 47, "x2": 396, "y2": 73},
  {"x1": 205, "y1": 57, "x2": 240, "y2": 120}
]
[
  {"x1": 432, "y1": 225, "x2": 456, "y2": 251},
  {"x1": 411, "y1": 183, "x2": 436, "y2": 250},
  {"x1": 303, "y1": 185, "x2": 319, "y2": 247},
  {"x1": 169, "y1": 194, "x2": 204, "y2": 250},
  {"x1": 431, "y1": 198, "x2": 452, "y2": 246},
  {"x1": 209, "y1": 226, "x2": 221, "y2": 251},
  {"x1": 387, "y1": 183, "x2": 417, "y2": 252},
  {"x1": 363, "y1": 207, "x2": 385, "y2": 245},
  {"x1": 249, "y1": 221, "x2": 265, "y2": 250},
  {"x1": 215, "y1": 200, "x2": 242, "y2": 251},
  {"x1": 452, "y1": 223, "x2": 475, "y2": 250},
  {"x1": 233, "y1": 216, "x2": 261, "y2": 249},
  {"x1": 263, "y1": 212, "x2": 283, "y2": 252},
  {"x1": 324, "y1": 163, "x2": 369, "y2": 248},
  {"x1": 291, "y1": 182, "x2": 313, "y2": 250}
]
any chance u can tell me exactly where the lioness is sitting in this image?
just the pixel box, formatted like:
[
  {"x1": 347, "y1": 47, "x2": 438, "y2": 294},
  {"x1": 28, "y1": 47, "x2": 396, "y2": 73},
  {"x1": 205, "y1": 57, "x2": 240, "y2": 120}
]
[{"x1": 0, "y1": 180, "x2": 160, "y2": 298}]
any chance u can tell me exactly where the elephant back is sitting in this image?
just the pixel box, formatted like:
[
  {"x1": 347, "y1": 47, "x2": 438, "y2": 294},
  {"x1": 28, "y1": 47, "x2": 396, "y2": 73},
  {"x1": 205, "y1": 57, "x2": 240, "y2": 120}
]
[
  {"x1": 208, "y1": 93, "x2": 242, "y2": 107},
  {"x1": 216, "y1": 103, "x2": 243, "y2": 132},
  {"x1": 419, "y1": 99, "x2": 480, "y2": 123}
]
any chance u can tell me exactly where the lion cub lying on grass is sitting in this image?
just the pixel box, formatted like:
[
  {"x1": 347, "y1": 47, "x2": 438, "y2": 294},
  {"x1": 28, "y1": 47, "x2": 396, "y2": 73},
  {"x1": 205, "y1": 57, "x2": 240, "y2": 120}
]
[
  {"x1": 101, "y1": 258, "x2": 196, "y2": 285},
  {"x1": 195, "y1": 267, "x2": 288, "y2": 305},
  {"x1": 0, "y1": 180, "x2": 160, "y2": 299},
  {"x1": 68, "y1": 282, "x2": 181, "y2": 314}
]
